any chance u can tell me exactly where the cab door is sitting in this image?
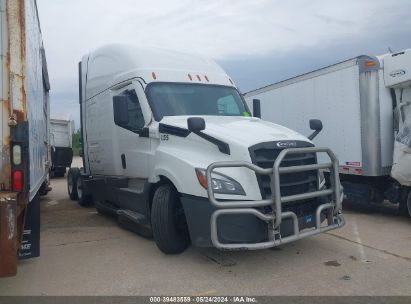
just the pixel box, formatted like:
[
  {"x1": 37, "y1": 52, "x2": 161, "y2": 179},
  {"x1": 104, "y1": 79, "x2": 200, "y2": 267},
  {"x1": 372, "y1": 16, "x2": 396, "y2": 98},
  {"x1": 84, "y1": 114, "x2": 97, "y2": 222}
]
[{"x1": 112, "y1": 81, "x2": 152, "y2": 178}]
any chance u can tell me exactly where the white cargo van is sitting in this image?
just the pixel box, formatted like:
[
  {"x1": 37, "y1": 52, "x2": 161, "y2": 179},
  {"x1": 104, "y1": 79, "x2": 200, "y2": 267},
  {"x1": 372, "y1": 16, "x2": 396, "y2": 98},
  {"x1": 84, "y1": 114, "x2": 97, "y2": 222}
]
[
  {"x1": 0, "y1": 0, "x2": 50, "y2": 277},
  {"x1": 245, "y1": 49, "x2": 411, "y2": 216},
  {"x1": 68, "y1": 44, "x2": 344, "y2": 253},
  {"x1": 50, "y1": 117, "x2": 74, "y2": 177}
]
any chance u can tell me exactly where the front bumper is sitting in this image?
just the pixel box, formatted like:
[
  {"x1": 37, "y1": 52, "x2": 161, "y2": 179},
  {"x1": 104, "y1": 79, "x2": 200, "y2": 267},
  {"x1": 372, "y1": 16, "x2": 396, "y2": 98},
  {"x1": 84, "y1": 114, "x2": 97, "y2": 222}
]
[
  {"x1": 183, "y1": 147, "x2": 345, "y2": 250},
  {"x1": 181, "y1": 195, "x2": 331, "y2": 247}
]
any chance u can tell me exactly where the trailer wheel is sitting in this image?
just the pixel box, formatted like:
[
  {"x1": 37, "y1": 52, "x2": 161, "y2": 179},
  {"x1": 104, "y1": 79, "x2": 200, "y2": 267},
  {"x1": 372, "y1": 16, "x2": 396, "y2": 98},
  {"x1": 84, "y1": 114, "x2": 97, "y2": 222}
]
[
  {"x1": 151, "y1": 183, "x2": 190, "y2": 254},
  {"x1": 67, "y1": 168, "x2": 79, "y2": 200},
  {"x1": 76, "y1": 174, "x2": 93, "y2": 207}
]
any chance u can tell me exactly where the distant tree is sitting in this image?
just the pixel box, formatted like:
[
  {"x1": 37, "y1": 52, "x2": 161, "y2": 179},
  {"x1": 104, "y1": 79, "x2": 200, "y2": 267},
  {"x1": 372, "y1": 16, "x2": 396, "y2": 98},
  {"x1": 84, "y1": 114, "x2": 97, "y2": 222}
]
[{"x1": 72, "y1": 129, "x2": 82, "y2": 156}]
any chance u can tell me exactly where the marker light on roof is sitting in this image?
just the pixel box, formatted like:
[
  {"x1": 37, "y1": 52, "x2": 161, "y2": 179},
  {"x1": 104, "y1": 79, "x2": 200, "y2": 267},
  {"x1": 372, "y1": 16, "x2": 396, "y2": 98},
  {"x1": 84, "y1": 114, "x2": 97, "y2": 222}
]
[
  {"x1": 152, "y1": 72, "x2": 157, "y2": 80},
  {"x1": 188, "y1": 74, "x2": 193, "y2": 81},
  {"x1": 196, "y1": 75, "x2": 201, "y2": 81},
  {"x1": 204, "y1": 75, "x2": 209, "y2": 82},
  {"x1": 365, "y1": 60, "x2": 376, "y2": 67}
]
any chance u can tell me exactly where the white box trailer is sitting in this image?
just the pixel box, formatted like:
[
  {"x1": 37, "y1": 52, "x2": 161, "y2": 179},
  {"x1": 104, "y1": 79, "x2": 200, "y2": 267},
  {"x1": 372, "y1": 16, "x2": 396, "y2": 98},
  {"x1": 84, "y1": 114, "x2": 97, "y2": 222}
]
[
  {"x1": 50, "y1": 117, "x2": 74, "y2": 177},
  {"x1": 68, "y1": 44, "x2": 345, "y2": 254},
  {"x1": 245, "y1": 49, "x2": 411, "y2": 216},
  {"x1": 0, "y1": 0, "x2": 50, "y2": 277}
]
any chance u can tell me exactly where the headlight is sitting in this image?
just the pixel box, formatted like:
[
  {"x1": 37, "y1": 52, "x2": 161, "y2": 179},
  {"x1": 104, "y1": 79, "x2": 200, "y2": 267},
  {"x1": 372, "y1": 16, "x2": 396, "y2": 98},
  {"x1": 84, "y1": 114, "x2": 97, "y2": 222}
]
[
  {"x1": 195, "y1": 168, "x2": 246, "y2": 195},
  {"x1": 318, "y1": 170, "x2": 326, "y2": 189}
]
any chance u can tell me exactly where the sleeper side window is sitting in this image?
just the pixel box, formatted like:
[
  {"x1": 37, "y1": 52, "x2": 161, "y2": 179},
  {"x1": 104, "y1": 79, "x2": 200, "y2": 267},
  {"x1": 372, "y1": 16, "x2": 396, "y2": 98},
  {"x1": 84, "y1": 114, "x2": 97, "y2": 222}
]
[{"x1": 115, "y1": 89, "x2": 145, "y2": 132}]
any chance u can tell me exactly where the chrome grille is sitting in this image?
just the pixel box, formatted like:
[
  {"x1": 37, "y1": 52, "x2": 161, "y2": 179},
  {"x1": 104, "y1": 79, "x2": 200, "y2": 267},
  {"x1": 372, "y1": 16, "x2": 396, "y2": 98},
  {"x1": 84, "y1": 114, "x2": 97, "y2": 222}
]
[{"x1": 249, "y1": 141, "x2": 318, "y2": 200}]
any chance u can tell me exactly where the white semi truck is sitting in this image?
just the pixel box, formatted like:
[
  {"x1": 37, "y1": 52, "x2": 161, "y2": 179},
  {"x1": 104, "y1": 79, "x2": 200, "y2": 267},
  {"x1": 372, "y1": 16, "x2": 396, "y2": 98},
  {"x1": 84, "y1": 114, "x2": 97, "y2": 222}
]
[
  {"x1": 0, "y1": 0, "x2": 50, "y2": 277},
  {"x1": 245, "y1": 49, "x2": 411, "y2": 217},
  {"x1": 50, "y1": 116, "x2": 74, "y2": 177},
  {"x1": 68, "y1": 44, "x2": 344, "y2": 254}
]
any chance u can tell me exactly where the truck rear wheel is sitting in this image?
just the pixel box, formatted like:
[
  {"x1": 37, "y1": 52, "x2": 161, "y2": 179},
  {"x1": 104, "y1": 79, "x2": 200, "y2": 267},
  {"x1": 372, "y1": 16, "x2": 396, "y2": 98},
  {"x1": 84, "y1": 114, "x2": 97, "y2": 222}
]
[
  {"x1": 67, "y1": 168, "x2": 79, "y2": 200},
  {"x1": 151, "y1": 184, "x2": 190, "y2": 254},
  {"x1": 76, "y1": 171, "x2": 93, "y2": 207}
]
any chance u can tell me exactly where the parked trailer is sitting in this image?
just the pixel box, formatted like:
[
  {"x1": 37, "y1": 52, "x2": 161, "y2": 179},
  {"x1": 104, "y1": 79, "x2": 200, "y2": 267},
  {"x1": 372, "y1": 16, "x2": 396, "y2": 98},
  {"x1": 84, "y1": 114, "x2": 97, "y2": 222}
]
[
  {"x1": 68, "y1": 44, "x2": 344, "y2": 254},
  {"x1": 244, "y1": 49, "x2": 411, "y2": 216},
  {"x1": 0, "y1": 0, "x2": 50, "y2": 277},
  {"x1": 50, "y1": 117, "x2": 73, "y2": 177}
]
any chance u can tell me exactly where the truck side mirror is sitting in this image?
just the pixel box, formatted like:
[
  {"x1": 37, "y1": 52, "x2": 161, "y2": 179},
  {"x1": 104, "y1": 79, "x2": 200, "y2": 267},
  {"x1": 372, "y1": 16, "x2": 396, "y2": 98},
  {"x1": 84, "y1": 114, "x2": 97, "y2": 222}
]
[
  {"x1": 253, "y1": 99, "x2": 261, "y2": 118},
  {"x1": 308, "y1": 119, "x2": 323, "y2": 140},
  {"x1": 187, "y1": 117, "x2": 205, "y2": 132},
  {"x1": 113, "y1": 95, "x2": 129, "y2": 126}
]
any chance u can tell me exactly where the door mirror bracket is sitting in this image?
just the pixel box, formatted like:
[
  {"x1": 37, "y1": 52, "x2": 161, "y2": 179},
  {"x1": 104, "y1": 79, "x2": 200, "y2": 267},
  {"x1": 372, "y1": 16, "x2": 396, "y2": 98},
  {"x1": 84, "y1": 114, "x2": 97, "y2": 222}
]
[{"x1": 308, "y1": 119, "x2": 323, "y2": 140}]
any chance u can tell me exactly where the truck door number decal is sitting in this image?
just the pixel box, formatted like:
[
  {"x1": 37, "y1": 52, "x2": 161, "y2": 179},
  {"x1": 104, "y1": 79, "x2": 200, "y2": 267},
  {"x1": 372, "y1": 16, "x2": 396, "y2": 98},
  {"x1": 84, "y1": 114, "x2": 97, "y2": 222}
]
[{"x1": 160, "y1": 134, "x2": 169, "y2": 141}]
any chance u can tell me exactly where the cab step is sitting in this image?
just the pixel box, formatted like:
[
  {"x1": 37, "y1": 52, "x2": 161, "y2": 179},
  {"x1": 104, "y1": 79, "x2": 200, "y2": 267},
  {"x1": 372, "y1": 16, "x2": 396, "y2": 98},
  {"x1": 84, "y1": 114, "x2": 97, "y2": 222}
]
[{"x1": 117, "y1": 209, "x2": 153, "y2": 239}]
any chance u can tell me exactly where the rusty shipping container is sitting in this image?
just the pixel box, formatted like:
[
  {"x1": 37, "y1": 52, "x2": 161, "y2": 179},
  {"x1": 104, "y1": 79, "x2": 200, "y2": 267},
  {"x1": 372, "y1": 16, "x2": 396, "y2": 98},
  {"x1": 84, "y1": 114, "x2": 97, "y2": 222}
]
[{"x1": 0, "y1": 0, "x2": 50, "y2": 277}]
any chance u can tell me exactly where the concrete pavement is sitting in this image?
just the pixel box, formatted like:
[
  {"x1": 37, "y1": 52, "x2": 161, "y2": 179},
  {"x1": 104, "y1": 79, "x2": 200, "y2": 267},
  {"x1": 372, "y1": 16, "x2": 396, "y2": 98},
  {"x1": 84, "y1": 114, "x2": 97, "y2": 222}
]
[{"x1": 0, "y1": 171, "x2": 410, "y2": 296}]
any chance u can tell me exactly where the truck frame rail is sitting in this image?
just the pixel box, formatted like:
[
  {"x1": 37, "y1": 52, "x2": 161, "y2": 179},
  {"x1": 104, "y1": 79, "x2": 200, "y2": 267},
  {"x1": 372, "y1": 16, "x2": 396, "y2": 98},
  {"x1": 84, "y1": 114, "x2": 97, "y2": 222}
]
[{"x1": 206, "y1": 147, "x2": 345, "y2": 250}]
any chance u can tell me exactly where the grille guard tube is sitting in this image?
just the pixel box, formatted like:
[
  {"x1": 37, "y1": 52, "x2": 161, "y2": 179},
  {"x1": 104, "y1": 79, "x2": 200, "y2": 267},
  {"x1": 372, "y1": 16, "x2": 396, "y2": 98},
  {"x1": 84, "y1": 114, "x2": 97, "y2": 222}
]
[{"x1": 206, "y1": 147, "x2": 345, "y2": 250}]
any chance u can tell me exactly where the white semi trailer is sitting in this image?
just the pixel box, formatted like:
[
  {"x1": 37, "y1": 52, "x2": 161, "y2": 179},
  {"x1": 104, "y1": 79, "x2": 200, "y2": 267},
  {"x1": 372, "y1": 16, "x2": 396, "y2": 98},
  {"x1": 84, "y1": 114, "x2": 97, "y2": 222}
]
[
  {"x1": 245, "y1": 49, "x2": 411, "y2": 216},
  {"x1": 0, "y1": 0, "x2": 50, "y2": 277},
  {"x1": 68, "y1": 44, "x2": 344, "y2": 254},
  {"x1": 50, "y1": 117, "x2": 74, "y2": 177}
]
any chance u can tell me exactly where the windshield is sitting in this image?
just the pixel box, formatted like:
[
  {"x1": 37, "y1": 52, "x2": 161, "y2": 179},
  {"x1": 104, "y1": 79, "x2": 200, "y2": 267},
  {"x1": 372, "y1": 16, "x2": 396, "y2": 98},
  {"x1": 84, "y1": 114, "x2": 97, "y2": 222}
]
[{"x1": 146, "y1": 83, "x2": 250, "y2": 121}]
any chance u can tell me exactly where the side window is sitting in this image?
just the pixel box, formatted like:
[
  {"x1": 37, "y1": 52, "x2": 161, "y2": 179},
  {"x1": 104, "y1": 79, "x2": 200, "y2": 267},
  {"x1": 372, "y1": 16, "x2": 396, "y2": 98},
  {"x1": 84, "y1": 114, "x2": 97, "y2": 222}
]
[
  {"x1": 217, "y1": 95, "x2": 241, "y2": 115},
  {"x1": 117, "y1": 89, "x2": 145, "y2": 132}
]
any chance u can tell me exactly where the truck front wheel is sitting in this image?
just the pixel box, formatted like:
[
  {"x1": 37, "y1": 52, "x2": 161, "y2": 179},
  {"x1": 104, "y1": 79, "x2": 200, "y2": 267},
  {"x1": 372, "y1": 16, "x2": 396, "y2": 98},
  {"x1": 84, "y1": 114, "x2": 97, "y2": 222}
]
[
  {"x1": 398, "y1": 189, "x2": 411, "y2": 218},
  {"x1": 151, "y1": 184, "x2": 190, "y2": 254}
]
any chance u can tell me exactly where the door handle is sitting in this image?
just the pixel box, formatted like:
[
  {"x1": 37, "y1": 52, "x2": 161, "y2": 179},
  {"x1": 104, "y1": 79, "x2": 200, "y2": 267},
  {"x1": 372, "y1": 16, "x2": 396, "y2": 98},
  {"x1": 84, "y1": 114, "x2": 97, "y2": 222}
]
[{"x1": 121, "y1": 154, "x2": 126, "y2": 169}]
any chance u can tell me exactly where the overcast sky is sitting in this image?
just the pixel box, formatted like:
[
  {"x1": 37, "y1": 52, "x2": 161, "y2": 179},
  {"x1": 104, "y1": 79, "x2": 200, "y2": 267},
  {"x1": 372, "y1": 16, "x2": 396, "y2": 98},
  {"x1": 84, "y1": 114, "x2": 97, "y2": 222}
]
[{"x1": 37, "y1": 0, "x2": 411, "y2": 128}]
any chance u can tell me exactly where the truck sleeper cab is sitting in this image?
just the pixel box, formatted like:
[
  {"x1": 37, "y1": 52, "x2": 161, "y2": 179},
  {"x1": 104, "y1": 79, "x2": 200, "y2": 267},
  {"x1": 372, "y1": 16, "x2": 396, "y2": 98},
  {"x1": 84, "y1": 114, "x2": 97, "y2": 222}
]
[
  {"x1": 50, "y1": 117, "x2": 74, "y2": 177},
  {"x1": 68, "y1": 44, "x2": 344, "y2": 253}
]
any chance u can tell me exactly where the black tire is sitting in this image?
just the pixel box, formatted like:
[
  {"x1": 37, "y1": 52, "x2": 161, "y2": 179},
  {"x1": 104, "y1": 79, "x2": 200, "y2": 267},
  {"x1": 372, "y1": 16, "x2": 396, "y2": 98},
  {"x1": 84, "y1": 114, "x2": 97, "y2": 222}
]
[
  {"x1": 77, "y1": 172, "x2": 93, "y2": 207},
  {"x1": 39, "y1": 180, "x2": 49, "y2": 196},
  {"x1": 151, "y1": 184, "x2": 190, "y2": 254},
  {"x1": 398, "y1": 190, "x2": 411, "y2": 218},
  {"x1": 399, "y1": 191, "x2": 411, "y2": 218},
  {"x1": 408, "y1": 192, "x2": 411, "y2": 218},
  {"x1": 67, "y1": 167, "x2": 79, "y2": 200}
]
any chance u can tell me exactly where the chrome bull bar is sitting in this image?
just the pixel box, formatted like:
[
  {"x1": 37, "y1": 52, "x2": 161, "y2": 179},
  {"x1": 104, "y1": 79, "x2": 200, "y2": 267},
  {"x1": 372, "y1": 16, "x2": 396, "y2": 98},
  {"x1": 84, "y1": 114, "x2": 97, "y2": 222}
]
[{"x1": 206, "y1": 147, "x2": 345, "y2": 250}]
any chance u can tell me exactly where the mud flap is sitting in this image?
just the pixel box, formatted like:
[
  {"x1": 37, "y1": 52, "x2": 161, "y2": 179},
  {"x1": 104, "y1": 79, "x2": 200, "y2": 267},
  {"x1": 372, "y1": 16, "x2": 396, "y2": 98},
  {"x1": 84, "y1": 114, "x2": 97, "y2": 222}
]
[
  {"x1": 0, "y1": 194, "x2": 18, "y2": 277},
  {"x1": 19, "y1": 194, "x2": 40, "y2": 259}
]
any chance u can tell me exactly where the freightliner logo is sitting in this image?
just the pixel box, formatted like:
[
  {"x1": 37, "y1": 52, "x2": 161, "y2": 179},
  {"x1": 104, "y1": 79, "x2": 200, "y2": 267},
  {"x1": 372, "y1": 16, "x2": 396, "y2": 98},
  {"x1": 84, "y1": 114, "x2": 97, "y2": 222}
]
[
  {"x1": 389, "y1": 69, "x2": 406, "y2": 78},
  {"x1": 276, "y1": 141, "x2": 297, "y2": 148}
]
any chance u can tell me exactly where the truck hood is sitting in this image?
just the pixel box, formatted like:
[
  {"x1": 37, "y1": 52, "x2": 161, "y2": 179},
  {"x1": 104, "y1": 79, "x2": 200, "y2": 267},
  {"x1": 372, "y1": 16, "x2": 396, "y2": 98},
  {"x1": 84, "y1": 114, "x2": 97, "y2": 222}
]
[{"x1": 159, "y1": 116, "x2": 311, "y2": 147}]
